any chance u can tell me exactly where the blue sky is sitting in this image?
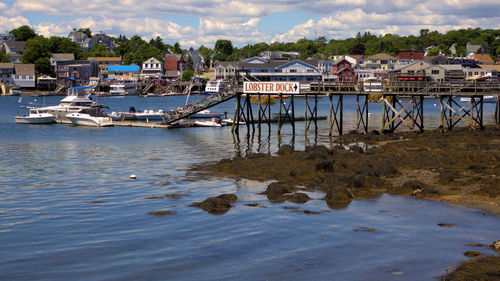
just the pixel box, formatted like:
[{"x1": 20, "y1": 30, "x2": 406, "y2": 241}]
[{"x1": 1, "y1": 0, "x2": 500, "y2": 48}]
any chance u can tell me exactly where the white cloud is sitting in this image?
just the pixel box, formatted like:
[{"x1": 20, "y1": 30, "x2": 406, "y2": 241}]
[{"x1": 0, "y1": 16, "x2": 30, "y2": 31}]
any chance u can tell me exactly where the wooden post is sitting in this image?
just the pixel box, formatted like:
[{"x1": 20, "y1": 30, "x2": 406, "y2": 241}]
[
  {"x1": 277, "y1": 93, "x2": 283, "y2": 135},
  {"x1": 291, "y1": 94, "x2": 295, "y2": 135}
]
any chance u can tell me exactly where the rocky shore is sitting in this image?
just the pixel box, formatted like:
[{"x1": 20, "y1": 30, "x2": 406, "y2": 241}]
[{"x1": 191, "y1": 124, "x2": 500, "y2": 279}]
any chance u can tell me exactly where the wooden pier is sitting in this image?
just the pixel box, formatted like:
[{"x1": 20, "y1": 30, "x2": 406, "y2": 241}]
[{"x1": 231, "y1": 80, "x2": 500, "y2": 135}]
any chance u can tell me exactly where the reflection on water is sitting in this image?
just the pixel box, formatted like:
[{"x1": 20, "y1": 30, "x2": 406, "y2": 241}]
[{"x1": 0, "y1": 95, "x2": 499, "y2": 281}]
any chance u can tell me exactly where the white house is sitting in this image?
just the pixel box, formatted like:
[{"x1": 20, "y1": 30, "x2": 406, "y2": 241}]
[
  {"x1": 12, "y1": 64, "x2": 35, "y2": 88},
  {"x1": 141, "y1": 57, "x2": 163, "y2": 78}
]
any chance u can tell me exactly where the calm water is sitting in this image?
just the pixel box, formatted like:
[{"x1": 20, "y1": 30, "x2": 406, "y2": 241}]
[{"x1": 1, "y1": 94, "x2": 499, "y2": 281}]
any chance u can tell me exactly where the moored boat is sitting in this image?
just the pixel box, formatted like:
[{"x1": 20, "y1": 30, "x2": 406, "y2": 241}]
[
  {"x1": 192, "y1": 109, "x2": 226, "y2": 119},
  {"x1": 194, "y1": 119, "x2": 223, "y2": 127},
  {"x1": 66, "y1": 106, "x2": 114, "y2": 127},
  {"x1": 36, "y1": 86, "x2": 97, "y2": 123},
  {"x1": 15, "y1": 107, "x2": 55, "y2": 124}
]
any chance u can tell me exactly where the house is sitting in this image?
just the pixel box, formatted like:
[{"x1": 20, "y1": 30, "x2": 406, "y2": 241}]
[
  {"x1": 422, "y1": 55, "x2": 447, "y2": 65},
  {"x1": 466, "y1": 43, "x2": 484, "y2": 55},
  {"x1": 238, "y1": 59, "x2": 320, "y2": 82},
  {"x1": 332, "y1": 59, "x2": 355, "y2": 82},
  {"x1": 0, "y1": 62, "x2": 14, "y2": 85},
  {"x1": 363, "y1": 53, "x2": 398, "y2": 70},
  {"x1": 82, "y1": 33, "x2": 114, "y2": 52},
  {"x1": 107, "y1": 65, "x2": 140, "y2": 81},
  {"x1": 394, "y1": 60, "x2": 432, "y2": 81},
  {"x1": 260, "y1": 51, "x2": 299, "y2": 60},
  {"x1": 318, "y1": 60, "x2": 333, "y2": 80},
  {"x1": 68, "y1": 30, "x2": 89, "y2": 45},
  {"x1": 141, "y1": 57, "x2": 163, "y2": 78},
  {"x1": 87, "y1": 57, "x2": 122, "y2": 78},
  {"x1": 214, "y1": 61, "x2": 240, "y2": 80},
  {"x1": 396, "y1": 50, "x2": 424, "y2": 61},
  {"x1": 0, "y1": 40, "x2": 26, "y2": 63},
  {"x1": 0, "y1": 33, "x2": 15, "y2": 44},
  {"x1": 476, "y1": 65, "x2": 500, "y2": 81},
  {"x1": 471, "y1": 53, "x2": 494, "y2": 65},
  {"x1": 184, "y1": 50, "x2": 205, "y2": 72},
  {"x1": 164, "y1": 54, "x2": 185, "y2": 72},
  {"x1": 50, "y1": 53, "x2": 75, "y2": 70},
  {"x1": 54, "y1": 60, "x2": 92, "y2": 84},
  {"x1": 465, "y1": 65, "x2": 500, "y2": 81},
  {"x1": 12, "y1": 64, "x2": 35, "y2": 88}
]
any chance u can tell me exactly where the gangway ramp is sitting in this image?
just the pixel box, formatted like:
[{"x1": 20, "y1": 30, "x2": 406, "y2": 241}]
[{"x1": 163, "y1": 82, "x2": 237, "y2": 124}]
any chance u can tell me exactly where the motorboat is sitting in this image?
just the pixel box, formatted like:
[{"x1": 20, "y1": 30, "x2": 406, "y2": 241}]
[
  {"x1": 66, "y1": 106, "x2": 114, "y2": 127},
  {"x1": 15, "y1": 107, "x2": 55, "y2": 124},
  {"x1": 36, "y1": 86, "x2": 97, "y2": 123},
  {"x1": 109, "y1": 81, "x2": 137, "y2": 96},
  {"x1": 192, "y1": 109, "x2": 226, "y2": 119},
  {"x1": 111, "y1": 106, "x2": 166, "y2": 121},
  {"x1": 460, "y1": 96, "x2": 497, "y2": 103},
  {"x1": 204, "y1": 80, "x2": 228, "y2": 95},
  {"x1": 194, "y1": 119, "x2": 223, "y2": 127}
]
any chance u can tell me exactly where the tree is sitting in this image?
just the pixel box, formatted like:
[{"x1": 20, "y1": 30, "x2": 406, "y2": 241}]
[
  {"x1": 149, "y1": 36, "x2": 165, "y2": 52},
  {"x1": 78, "y1": 28, "x2": 92, "y2": 38},
  {"x1": 197, "y1": 45, "x2": 212, "y2": 67},
  {"x1": 34, "y1": 57, "x2": 51, "y2": 75},
  {"x1": 22, "y1": 36, "x2": 50, "y2": 64},
  {"x1": 181, "y1": 69, "x2": 194, "y2": 81},
  {"x1": 186, "y1": 56, "x2": 194, "y2": 70},
  {"x1": 173, "y1": 42, "x2": 182, "y2": 54},
  {"x1": 426, "y1": 48, "x2": 440, "y2": 56},
  {"x1": 0, "y1": 52, "x2": 10, "y2": 63},
  {"x1": 9, "y1": 25, "x2": 36, "y2": 41},
  {"x1": 214, "y1": 39, "x2": 233, "y2": 61},
  {"x1": 47, "y1": 36, "x2": 83, "y2": 59},
  {"x1": 350, "y1": 42, "x2": 366, "y2": 55}
]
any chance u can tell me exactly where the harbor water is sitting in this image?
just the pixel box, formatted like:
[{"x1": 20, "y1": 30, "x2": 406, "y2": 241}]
[{"x1": 1, "y1": 94, "x2": 499, "y2": 280}]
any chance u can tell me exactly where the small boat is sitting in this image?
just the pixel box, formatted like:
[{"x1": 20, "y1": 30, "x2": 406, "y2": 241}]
[
  {"x1": 112, "y1": 106, "x2": 166, "y2": 121},
  {"x1": 460, "y1": 96, "x2": 497, "y2": 103},
  {"x1": 9, "y1": 87, "x2": 21, "y2": 96},
  {"x1": 15, "y1": 107, "x2": 55, "y2": 124},
  {"x1": 192, "y1": 109, "x2": 225, "y2": 119},
  {"x1": 36, "y1": 86, "x2": 97, "y2": 123},
  {"x1": 194, "y1": 120, "x2": 222, "y2": 127},
  {"x1": 66, "y1": 106, "x2": 114, "y2": 127},
  {"x1": 204, "y1": 80, "x2": 228, "y2": 95}
]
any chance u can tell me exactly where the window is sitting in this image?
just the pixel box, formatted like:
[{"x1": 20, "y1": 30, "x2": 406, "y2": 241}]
[
  {"x1": 431, "y1": 70, "x2": 439, "y2": 74},
  {"x1": 307, "y1": 69, "x2": 314, "y2": 73},
  {"x1": 290, "y1": 69, "x2": 297, "y2": 73}
]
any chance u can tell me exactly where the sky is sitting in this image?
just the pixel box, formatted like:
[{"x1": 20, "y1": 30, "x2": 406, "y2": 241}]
[{"x1": 1, "y1": 0, "x2": 500, "y2": 48}]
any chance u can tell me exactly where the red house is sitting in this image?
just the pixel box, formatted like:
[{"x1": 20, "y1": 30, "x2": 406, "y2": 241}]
[
  {"x1": 396, "y1": 50, "x2": 424, "y2": 60},
  {"x1": 163, "y1": 54, "x2": 185, "y2": 71},
  {"x1": 332, "y1": 59, "x2": 355, "y2": 82}
]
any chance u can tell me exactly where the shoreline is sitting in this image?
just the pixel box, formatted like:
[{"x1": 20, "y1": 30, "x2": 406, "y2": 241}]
[{"x1": 193, "y1": 125, "x2": 500, "y2": 217}]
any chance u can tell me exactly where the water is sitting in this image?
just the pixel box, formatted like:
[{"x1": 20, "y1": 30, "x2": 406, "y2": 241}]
[{"x1": 1, "y1": 94, "x2": 499, "y2": 281}]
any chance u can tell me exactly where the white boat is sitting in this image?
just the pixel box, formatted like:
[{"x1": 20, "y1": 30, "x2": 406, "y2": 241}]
[
  {"x1": 192, "y1": 109, "x2": 226, "y2": 119},
  {"x1": 460, "y1": 96, "x2": 497, "y2": 103},
  {"x1": 204, "y1": 80, "x2": 228, "y2": 95},
  {"x1": 112, "y1": 107, "x2": 166, "y2": 121},
  {"x1": 36, "y1": 86, "x2": 97, "y2": 123},
  {"x1": 15, "y1": 107, "x2": 55, "y2": 124},
  {"x1": 109, "y1": 81, "x2": 137, "y2": 96},
  {"x1": 9, "y1": 87, "x2": 21, "y2": 96},
  {"x1": 194, "y1": 120, "x2": 222, "y2": 127},
  {"x1": 66, "y1": 106, "x2": 114, "y2": 127}
]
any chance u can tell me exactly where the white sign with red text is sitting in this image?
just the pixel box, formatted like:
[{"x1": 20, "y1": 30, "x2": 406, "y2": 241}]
[{"x1": 243, "y1": 81, "x2": 300, "y2": 94}]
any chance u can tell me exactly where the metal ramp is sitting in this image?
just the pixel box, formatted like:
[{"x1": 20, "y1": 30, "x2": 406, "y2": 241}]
[{"x1": 163, "y1": 82, "x2": 237, "y2": 124}]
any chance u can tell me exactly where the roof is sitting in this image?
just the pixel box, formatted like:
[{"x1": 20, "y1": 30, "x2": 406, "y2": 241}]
[
  {"x1": 472, "y1": 54, "x2": 494, "y2": 64},
  {"x1": 368, "y1": 53, "x2": 397, "y2": 60},
  {"x1": 438, "y1": 65, "x2": 464, "y2": 71},
  {"x1": 332, "y1": 58, "x2": 351, "y2": 66},
  {"x1": 108, "y1": 65, "x2": 140, "y2": 72},
  {"x1": 88, "y1": 57, "x2": 122, "y2": 62},
  {"x1": 14, "y1": 64, "x2": 35, "y2": 75},
  {"x1": 52, "y1": 53, "x2": 75, "y2": 61},
  {"x1": 0, "y1": 62, "x2": 14, "y2": 69},
  {"x1": 346, "y1": 55, "x2": 365, "y2": 60},
  {"x1": 479, "y1": 65, "x2": 500, "y2": 72},
  {"x1": 467, "y1": 44, "x2": 483, "y2": 53},
  {"x1": 68, "y1": 31, "x2": 88, "y2": 40},
  {"x1": 2, "y1": 40, "x2": 25, "y2": 53},
  {"x1": 165, "y1": 54, "x2": 183, "y2": 61},
  {"x1": 216, "y1": 61, "x2": 240, "y2": 68},
  {"x1": 240, "y1": 61, "x2": 287, "y2": 69}
]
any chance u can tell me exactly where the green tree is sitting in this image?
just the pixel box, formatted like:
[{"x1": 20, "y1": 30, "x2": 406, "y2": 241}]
[
  {"x1": 173, "y1": 42, "x2": 182, "y2": 54},
  {"x1": 78, "y1": 28, "x2": 92, "y2": 38},
  {"x1": 426, "y1": 48, "x2": 440, "y2": 56},
  {"x1": 34, "y1": 57, "x2": 51, "y2": 75},
  {"x1": 214, "y1": 39, "x2": 233, "y2": 61},
  {"x1": 22, "y1": 36, "x2": 50, "y2": 64},
  {"x1": 181, "y1": 69, "x2": 194, "y2": 81},
  {"x1": 9, "y1": 25, "x2": 36, "y2": 41},
  {"x1": 47, "y1": 36, "x2": 83, "y2": 59},
  {"x1": 197, "y1": 45, "x2": 212, "y2": 67},
  {"x1": 0, "y1": 52, "x2": 10, "y2": 63},
  {"x1": 149, "y1": 36, "x2": 166, "y2": 52}
]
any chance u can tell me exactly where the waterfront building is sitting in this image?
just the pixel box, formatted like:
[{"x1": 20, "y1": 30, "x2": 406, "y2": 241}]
[
  {"x1": 332, "y1": 58, "x2": 355, "y2": 82},
  {"x1": 163, "y1": 54, "x2": 184, "y2": 79},
  {"x1": 471, "y1": 53, "x2": 494, "y2": 65},
  {"x1": 87, "y1": 57, "x2": 122, "y2": 78},
  {"x1": 238, "y1": 58, "x2": 321, "y2": 82},
  {"x1": 82, "y1": 33, "x2": 114, "y2": 52},
  {"x1": 184, "y1": 50, "x2": 205, "y2": 73},
  {"x1": 107, "y1": 65, "x2": 140, "y2": 81},
  {"x1": 141, "y1": 57, "x2": 163, "y2": 78},
  {"x1": 396, "y1": 50, "x2": 424, "y2": 61},
  {"x1": 12, "y1": 64, "x2": 35, "y2": 88},
  {"x1": 68, "y1": 30, "x2": 89, "y2": 45},
  {"x1": 55, "y1": 60, "x2": 92, "y2": 84},
  {"x1": 214, "y1": 61, "x2": 239, "y2": 80},
  {"x1": 51, "y1": 53, "x2": 75, "y2": 73},
  {"x1": 0, "y1": 62, "x2": 14, "y2": 85},
  {"x1": 362, "y1": 53, "x2": 398, "y2": 71}
]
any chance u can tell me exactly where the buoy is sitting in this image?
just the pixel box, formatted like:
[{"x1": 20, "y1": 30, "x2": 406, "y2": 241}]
[{"x1": 129, "y1": 174, "x2": 136, "y2": 179}]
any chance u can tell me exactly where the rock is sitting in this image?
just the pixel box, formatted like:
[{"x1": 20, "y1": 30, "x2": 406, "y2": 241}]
[
  {"x1": 283, "y1": 192, "x2": 310, "y2": 204},
  {"x1": 351, "y1": 174, "x2": 383, "y2": 188},
  {"x1": 463, "y1": 251, "x2": 481, "y2": 257},
  {"x1": 147, "y1": 210, "x2": 177, "y2": 217},
  {"x1": 325, "y1": 187, "x2": 352, "y2": 202},
  {"x1": 491, "y1": 240, "x2": 500, "y2": 251},
  {"x1": 315, "y1": 161, "x2": 334, "y2": 172},
  {"x1": 277, "y1": 144, "x2": 294, "y2": 155},
  {"x1": 263, "y1": 181, "x2": 296, "y2": 195},
  {"x1": 190, "y1": 193, "x2": 238, "y2": 214}
]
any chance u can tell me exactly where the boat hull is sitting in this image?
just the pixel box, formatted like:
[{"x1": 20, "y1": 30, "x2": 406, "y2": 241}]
[
  {"x1": 67, "y1": 114, "x2": 114, "y2": 127},
  {"x1": 15, "y1": 116, "x2": 55, "y2": 124}
]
